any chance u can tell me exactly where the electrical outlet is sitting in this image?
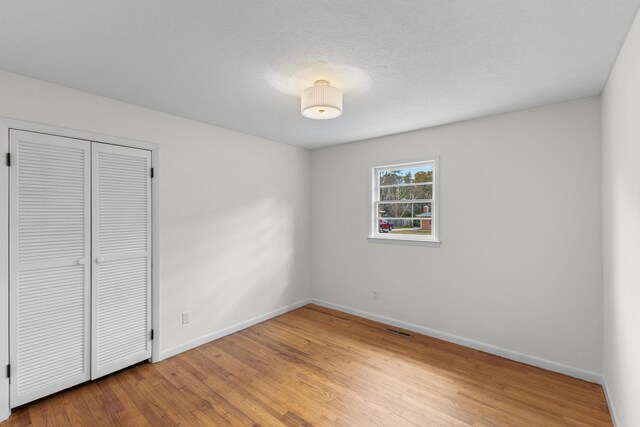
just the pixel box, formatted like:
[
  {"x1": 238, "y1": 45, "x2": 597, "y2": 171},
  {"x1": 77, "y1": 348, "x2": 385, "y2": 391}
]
[
  {"x1": 182, "y1": 311, "x2": 191, "y2": 324},
  {"x1": 372, "y1": 290, "x2": 379, "y2": 300}
]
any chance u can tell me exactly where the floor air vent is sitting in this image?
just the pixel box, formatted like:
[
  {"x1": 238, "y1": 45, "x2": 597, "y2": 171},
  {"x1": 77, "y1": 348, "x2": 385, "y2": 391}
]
[{"x1": 384, "y1": 328, "x2": 413, "y2": 338}]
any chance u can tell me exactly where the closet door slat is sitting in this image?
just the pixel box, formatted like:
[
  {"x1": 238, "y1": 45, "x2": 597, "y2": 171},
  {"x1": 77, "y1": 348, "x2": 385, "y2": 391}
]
[
  {"x1": 91, "y1": 143, "x2": 152, "y2": 379},
  {"x1": 9, "y1": 130, "x2": 91, "y2": 407}
]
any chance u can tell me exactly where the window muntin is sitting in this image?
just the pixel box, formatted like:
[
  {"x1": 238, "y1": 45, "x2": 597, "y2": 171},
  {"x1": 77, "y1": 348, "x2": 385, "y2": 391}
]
[{"x1": 372, "y1": 161, "x2": 437, "y2": 241}]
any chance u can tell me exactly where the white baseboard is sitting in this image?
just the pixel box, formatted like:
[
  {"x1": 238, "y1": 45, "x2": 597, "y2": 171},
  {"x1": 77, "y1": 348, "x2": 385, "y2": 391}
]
[
  {"x1": 310, "y1": 298, "x2": 603, "y2": 384},
  {"x1": 158, "y1": 299, "x2": 311, "y2": 361},
  {"x1": 602, "y1": 379, "x2": 619, "y2": 426},
  {"x1": 157, "y1": 297, "x2": 603, "y2": 384}
]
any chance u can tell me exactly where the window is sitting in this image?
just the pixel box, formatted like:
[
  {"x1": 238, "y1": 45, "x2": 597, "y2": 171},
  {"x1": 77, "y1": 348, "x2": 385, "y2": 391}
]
[{"x1": 370, "y1": 159, "x2": 439, "y2": 245}]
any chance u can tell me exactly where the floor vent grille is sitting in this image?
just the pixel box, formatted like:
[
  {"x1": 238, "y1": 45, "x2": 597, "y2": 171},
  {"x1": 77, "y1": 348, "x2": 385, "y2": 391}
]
[{"x1": 384, "y1": 328, "x2": 413, "y2": 338}]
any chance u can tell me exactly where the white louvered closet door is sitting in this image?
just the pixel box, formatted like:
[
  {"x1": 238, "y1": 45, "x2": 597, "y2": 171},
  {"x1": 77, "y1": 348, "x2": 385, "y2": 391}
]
[
  {"x1": 91, "y1": 143, "x2": 152, "y2": 379},
  {"x1": 9, "y1": 130, "x2": 91, "y2": 407}
]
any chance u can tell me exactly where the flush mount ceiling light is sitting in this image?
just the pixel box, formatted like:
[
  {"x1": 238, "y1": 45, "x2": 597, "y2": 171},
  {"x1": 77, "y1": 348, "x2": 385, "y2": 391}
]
[{"x1": 301, "y1": 80, "x2": 343, "y2": 119}]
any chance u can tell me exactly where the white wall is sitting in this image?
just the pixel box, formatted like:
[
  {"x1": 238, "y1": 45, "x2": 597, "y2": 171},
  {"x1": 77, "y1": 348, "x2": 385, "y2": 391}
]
[
  {"x1": 311, "y1": 97, "x2": 602, "y2": 376},
  {"x1": 0, "y1": 67, "x2": 613, "y2": 420},
  {"x1": 602, "y1": 6, "x2": 640, "y2": 426},
  {"x1": 0, "y1": 69, "x2": 311, "y2": 418}
]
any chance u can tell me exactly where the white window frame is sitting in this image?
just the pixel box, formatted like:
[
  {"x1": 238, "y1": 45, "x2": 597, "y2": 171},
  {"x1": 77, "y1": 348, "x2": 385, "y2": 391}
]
[{"x1": 368, "y1": 158, "x2": 441, "y2": 247}]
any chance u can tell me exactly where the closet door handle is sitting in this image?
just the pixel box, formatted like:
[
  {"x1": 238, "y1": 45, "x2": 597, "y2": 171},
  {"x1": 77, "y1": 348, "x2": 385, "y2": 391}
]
[
  {"x1": 95, "y1": 256, "x2": 104, "y2": 264},
  {"x1": 77, "y1": 258, "x2": 86, "y2": 265}
]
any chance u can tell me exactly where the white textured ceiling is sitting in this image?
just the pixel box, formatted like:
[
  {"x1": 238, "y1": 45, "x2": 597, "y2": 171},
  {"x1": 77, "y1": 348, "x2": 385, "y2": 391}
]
[{"x1": 1, "y1": 1, "x2": 639, "y2": 149}]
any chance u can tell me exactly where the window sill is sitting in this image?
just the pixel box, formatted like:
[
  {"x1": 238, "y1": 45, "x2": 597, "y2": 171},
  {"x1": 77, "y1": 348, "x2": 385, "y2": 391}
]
[{"x1": 366, "y1": 236, "x2": 442, "y2": 247}]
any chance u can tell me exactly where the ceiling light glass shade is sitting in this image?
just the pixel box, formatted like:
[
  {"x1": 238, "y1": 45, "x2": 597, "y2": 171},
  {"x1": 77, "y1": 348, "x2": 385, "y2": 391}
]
[{"x1": 301, "y1": 80, "x2": 342, "y2": 119}]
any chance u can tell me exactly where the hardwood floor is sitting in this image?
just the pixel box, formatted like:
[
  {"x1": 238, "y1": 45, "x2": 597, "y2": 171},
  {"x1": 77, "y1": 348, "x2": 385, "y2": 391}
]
[{"x1": 2, "y1": 304, "x2": 611, "y2": 426}]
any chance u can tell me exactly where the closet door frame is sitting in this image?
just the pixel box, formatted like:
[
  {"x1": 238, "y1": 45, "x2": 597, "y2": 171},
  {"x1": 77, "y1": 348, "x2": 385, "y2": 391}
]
[{"x1": 0, "y1": 118, "x2": 161, "y2": 422}]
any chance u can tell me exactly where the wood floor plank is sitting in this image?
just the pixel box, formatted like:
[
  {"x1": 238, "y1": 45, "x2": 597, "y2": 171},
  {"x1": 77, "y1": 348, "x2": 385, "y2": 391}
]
[{"x1": 1, "y1": 304, "x2": 612, "y2": 426}]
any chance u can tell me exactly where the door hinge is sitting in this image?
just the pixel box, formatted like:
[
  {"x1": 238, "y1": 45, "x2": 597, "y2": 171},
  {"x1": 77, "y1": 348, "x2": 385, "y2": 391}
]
[
  {"x1": 6, "y1": 153, "x2": 11, "y2": 167},
  {"x1": 150, "y1": 167, "x2": 154, "y2": 178},
  {"x1": 6, "y1": 364, "x2": 10, "y2": 379},
  {"x1": 150, "y1": 329, "x2": 154, "y2": 340}
]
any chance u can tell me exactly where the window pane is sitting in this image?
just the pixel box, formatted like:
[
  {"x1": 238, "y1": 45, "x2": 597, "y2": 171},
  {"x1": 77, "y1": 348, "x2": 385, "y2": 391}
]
[
  {"x1": 391, "y1": 219, "x2": 432, "y2": 236},
  {"x1": 412, "y1": 202, "x2": 432, "y2": 217},
  {"x1": 377, "y1": 218, "x2": 432, "y2": 236},
  {"x1": 379, "y1": 166, "x2": 432, "y2": 186},
  {"x1": 378, "y1": 202, "x2": 432, "y2": 218},
  {"x1": 378, "y1": 218, "x2": 414, "y2": 232},
  {"x1": 380, "y1": 184, "x2": 432, "y2": 201},
  {"x1": 377, "y1": 203, "x2": 412, "y2": 218}
]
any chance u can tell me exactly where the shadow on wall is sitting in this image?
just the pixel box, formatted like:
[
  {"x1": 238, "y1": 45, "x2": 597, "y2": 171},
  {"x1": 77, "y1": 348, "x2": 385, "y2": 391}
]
[{"x1": 161, "y1": 196, "x2": 299, "y2": 345}]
